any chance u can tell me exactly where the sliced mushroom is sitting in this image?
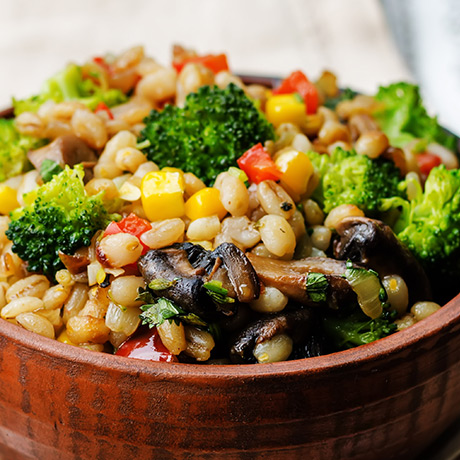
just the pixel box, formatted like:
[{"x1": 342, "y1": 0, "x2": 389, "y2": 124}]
[
  {"x1": 212, "y1": 243, "x2": 260, "y2": 303},
  {"x1": 178, "y1": 242, "x2": 260, "y2": 303},
  {"x1": 333, "y1": 216, "x2": 432, "y2": 303},
  {"x1": 246, "y1": 253, "x2": 356, "y2": 309},
  {"x1": 138, "y1": 243, "x2": 260, "y2": 319},
  {"x1": 230, "y1": 309, "x2": 313, "y2": 364},
  {"x1": 28, "y1": 134, "x2": 97, "y2": 179},
  {"x1": 138, "y1": 246, "x2": 211, "y2": 318}
]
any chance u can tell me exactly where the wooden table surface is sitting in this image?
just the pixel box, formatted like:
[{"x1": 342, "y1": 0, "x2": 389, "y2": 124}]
[{"x1": 0, "y1": 0, "x2": 411, "y2": 101}]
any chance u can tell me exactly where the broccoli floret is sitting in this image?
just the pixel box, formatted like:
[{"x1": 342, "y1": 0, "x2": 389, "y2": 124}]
[
  {"x1": 322, "y1": 307, "x2": 397, "y2": 350},
  {"x1": 0, "y1": 119, "x2": 45, "y2": 182},
  {"x1": 139, "y1": 83, "x2": 275, "y2": 184},
  {"x1": 382, "y1": 165, "x2": 460, "y2": 302},
  {"x1": 323, "y1": 87, "x2": 358, "y2": 110},
  {"x1": 373, "y1": 82, "x2": 456, "y2": 151},
  {"x1": 307, "y1": 147, "x2": 402, "y2": 215},
  {"x1": 6, "y1": 165, "x2": 117, "y2": 277},
  {"x1": 13, "y1": 63, "x2": 127, "y2": 115}
]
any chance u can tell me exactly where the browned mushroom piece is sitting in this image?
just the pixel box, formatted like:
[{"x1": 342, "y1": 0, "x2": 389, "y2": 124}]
[
  {"x1": 333, "y1": 216, "x2": 432, "y2": 303},
  {"x1": 246, "y1": 253, "x2": 356, "y2": 309},
  {"x1": 229, "y1": 309, "x2": 314, "y2": 364},
  {"x1": 27, "y1": 134, "x2": 97, "y2": 179},
  {"x1": 138, "y1": 243, "x2": 260, "y2": 319},
  {"x1": 138, "y1": 246, "x2": 212, "y2": 318},
  {"x1": 0, "y1": 107, "x2": 14, "y2": 119},
  {"x1": 212, "y1": 243, "x2": 260, "y2": 303}
]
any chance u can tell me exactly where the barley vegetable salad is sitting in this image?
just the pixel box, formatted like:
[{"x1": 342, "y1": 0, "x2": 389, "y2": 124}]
[{"x1": 0, "y1": 45, "x2": 458, "y2": 364}]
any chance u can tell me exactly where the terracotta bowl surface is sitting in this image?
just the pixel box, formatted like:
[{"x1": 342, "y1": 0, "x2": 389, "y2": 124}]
[
  {"x1": 1, "y1": 292, "x2": 460, "y2": 460},
  {"x1": 1, "y1": 86, "x2": 460, "y2": 459}
]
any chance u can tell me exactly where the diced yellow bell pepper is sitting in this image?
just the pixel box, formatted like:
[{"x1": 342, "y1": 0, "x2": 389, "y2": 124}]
[
  {"x1": 274, "y1": 148, "x2": 314, "y2": 198},
  {"x1": 141, "y1": 171, "x2": 185, "y2": 221},
  {"x1": 265, "y1": 93, "x2": 307, "y2": 128},
  {"x1": 57, "y1": 330, "x2": 77, "y2": 346},
  {"x1": 0, "y1": 185, "x2": 19, "y2": 215},
  {"x1": 184, "y1": 188, "x2": 227, "y2": 221}
]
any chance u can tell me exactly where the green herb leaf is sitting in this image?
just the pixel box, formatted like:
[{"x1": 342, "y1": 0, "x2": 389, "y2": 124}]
[
  {"x1": 139, "y1": 297, "x2": 208, "y2": 329},
  {"x1": 136, "y1": 286, "x2": 155, "y2": 304},
  {"x1": 140, "y1": 298, "x2": 183, "y2": 328},
  {"x1": 306, "y1": 272, "x2": 329, "y2": 303},
  {"x1": 179, "y1": 312, "x2": 208, "y2": 328},
  {"x1": 40, "y1": 159, "x2": 64, "y2": 183}
]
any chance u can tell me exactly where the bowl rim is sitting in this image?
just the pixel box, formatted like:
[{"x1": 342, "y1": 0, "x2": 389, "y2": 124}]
[{"x1": 2, "y1": 292, "x2": 459, "y2": 381}]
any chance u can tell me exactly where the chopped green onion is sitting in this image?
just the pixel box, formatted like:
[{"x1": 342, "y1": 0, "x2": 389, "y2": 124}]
[
  {"x1": 136, "y1": 139, "x2": 151, "y2": 150},
  {"x1": 227, "y1": 166, "x2": 249, "y2": 184},
  {"x1": 203, "y1": 280, "x2": 235, "y2": 305},
  {"x1": 148, "y1": 278, "x2": 178, "y2": 291},
  {"x1": 344, "y1": 262, "x2": 383, "y2": 319}
]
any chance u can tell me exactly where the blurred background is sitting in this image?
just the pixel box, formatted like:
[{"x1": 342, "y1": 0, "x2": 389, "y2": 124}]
[{"x1": 0, "y1": 0, "x2": 457, "y2": 134}]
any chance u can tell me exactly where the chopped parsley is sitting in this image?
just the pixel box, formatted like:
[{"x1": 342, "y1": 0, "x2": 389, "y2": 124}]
[
  {"x1": 140, "y1": 297, "x2": 207, "y2": 329},
  {"x1": 40, "y1": 159, "x2": 64, "y2": 183},
  {"x1": 306, "y1": 272, "x2": 329, "y2": 303}
]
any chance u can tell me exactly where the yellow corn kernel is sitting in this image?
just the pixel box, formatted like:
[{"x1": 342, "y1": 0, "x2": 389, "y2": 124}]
[
  {"x1": 141, "y1": 171, "x2": 185, "y2": 221},
  {"x1": 57, "y1": 330, "x2": 77, "y2": 346},
  {"x1": 265, "y1": 94, "x2": 307, "y2": 128},
  {"x1": 161, "y1": 167, "x2": 185, "y2": 188},
  {"x1": 274, "y1": 148, "x2": 314, "y2": 198},
  {"x1": 184, "y1": 188, "x2": 227, "y2": 221},
  {"x1": 0, "y1": 185, "x2": 19, "y2": 215}
]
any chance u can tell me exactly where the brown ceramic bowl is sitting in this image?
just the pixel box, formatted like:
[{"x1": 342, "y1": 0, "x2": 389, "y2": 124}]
[
  {"x1": 1, "y1": 83, "x2": 460, "y2": 459},
  {"x1": 1, "y1": 292, "x2": 460, "y2": 460}
]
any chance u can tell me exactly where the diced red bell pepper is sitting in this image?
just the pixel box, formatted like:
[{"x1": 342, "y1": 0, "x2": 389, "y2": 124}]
[
  {"x1": 103, "y1": 213, "x2": 152, "y2": 255},
  {"x1": 173, "y1": 53, "x2": 229, "y2": 74},
  {"x1": 95, "y1": 102, "x2": 114, "y2": 120},
  {"x1": 115, "y1": 326, "x2": 178, "y2": 363},
  {"x1": 92, "y1": 56, "x2": 113, "y2": 75},
  {"x1": 104, "y1": 213, "x2": 151, "y2": 239},
  {"x1": 272, "y1": 70, "x2": 319, "y2": 114},
  {"x1": 416, "y1": 152, "x2": 441, "y2": 176},
  {"x1": 237, "y1": 143, "x2": 282, "y2": 184}
]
